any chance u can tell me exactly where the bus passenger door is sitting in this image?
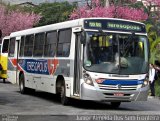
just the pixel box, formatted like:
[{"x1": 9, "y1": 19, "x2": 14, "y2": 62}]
[
  {"x1": 7, "y1": 37, "x2": 20, "y2": 84},
  {"x1": 7, "y1": 38, "x2": 16, "y2": 84},
  {"x1": 73, "y1": 33, "x2": 81, "y2": 96}
]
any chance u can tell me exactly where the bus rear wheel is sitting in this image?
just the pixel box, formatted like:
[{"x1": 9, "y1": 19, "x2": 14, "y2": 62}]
[
  {"x1": 111, "y1": 102, "x2": 121, "y2": 108},
  {"x1": 60, "y1": 82, "x2": 69, "y2": 105},
  {"x1": 19, "y1": 74, "x2": 27, "y2": 94}
]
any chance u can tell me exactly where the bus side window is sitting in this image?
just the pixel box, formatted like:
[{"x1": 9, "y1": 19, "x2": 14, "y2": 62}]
[
  {"x1": 44, "y1": 31, "x2": 57, "y2": 57},
  {"x1": 57, "y1": 29, "x2": 71, "y2": 57},
  {"x1": 19, "y1": 36, "x2": 25, "y2": 57},
  {"x1": 34, "y1": 33, "x2": 45, "y2": 57},
  {"x1": 2, "y1": 39, "x2": 9, "y2": 53},
  {"x1": 8, "y1": 38, "x2": 16, "y2": 57},
  {"x1": 24, "y1": 34, "x2": 34, "y2": 57}
]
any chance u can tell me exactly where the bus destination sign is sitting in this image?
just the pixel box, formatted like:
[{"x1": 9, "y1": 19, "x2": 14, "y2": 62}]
[
  {"x1": 84, "y1": 19, "x2": 146, "y2": 33},
  {"x1": 107, "y1": 22, "x2": 141, "y2": 31}
]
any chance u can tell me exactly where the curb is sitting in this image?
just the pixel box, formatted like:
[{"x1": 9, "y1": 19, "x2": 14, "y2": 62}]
[{"x1": 148, "y1": 96, "x2": 160, "y2": 99}]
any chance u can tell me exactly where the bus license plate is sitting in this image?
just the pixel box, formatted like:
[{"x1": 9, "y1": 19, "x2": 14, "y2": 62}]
[{"x1": 114, "y1": 93, "x2": 124, "y2": 96}]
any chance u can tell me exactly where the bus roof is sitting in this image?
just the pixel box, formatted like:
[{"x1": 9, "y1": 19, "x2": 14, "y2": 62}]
[
  {"x1": 2, "y1": 36, "x2": 10, "y2": 39},
  {"x1": 10, "y1": 18, "x2": 145, "y2": 37}
]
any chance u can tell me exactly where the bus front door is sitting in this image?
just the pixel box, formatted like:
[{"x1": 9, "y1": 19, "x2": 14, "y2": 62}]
[{"x1": 73, "y1": 34, "x2": 81, "y2": 96}]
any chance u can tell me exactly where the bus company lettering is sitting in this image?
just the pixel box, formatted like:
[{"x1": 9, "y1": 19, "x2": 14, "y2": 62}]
[{"x1": 27, "y1": 61, "x2": 48, "y2": 73}]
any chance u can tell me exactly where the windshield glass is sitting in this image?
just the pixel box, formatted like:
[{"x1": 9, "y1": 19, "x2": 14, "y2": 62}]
[{"x1": 83, "y1": 31, "x2": 149, "y2": 75}]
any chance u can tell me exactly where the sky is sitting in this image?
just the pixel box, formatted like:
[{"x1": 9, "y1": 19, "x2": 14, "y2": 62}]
[{"x1": 1, "y1": 0, "x2": 82, "y2": 5}]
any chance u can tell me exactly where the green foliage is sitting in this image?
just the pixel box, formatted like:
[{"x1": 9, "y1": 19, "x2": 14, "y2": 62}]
[
  {"x1": 33, "y1": 2, "x2": 76, "y2": 26},
  {"x1": 1, "y1": 2, "x2": 34, "y2": 13},
  {"x1": 146, "y1": 23, "x2": 160, "y2": 64},
  {"x1": 155, "y1": 80, "x2": 160, "y2": 97},
  {"x1": 129, "y1": 1, "x2": 144, "y2": 9},
  {"x1": 2, "y1": 1, "x2": 76, "y2": 26},
  {"x1": 146, "y1": 22, "x2": 160, "y2": 97}
]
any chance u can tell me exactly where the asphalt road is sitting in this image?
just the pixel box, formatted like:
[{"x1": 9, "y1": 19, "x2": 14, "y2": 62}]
[{"x1": 0, "y1": 80, "x2": 160, "y2": 121}]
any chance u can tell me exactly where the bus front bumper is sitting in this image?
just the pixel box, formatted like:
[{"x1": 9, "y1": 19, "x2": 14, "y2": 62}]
[{"x1": 81, "y1": 83, "x2": 149, "y2": 102}]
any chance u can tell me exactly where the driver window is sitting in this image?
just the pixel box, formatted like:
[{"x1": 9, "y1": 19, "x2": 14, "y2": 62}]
[
  {"x1": 89, "y1": 35, "x2": 113, "y2": 64},
  {"x1": 136, "y1": 41, "x2": 144, "y2": 58}
]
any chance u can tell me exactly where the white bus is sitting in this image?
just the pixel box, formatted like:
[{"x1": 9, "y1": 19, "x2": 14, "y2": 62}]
[{"x1": 7, "y1": 18, "x2": 149, "y2": 107}]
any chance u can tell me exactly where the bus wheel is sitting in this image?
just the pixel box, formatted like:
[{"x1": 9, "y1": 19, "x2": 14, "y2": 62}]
[
  {"x1": 19, "y1": 74, "x2": 27, "y2": 94},
  {"x1": 60, "y1": 81, "x2": 69, "y2": 105},
  {"x1": 111, "y1": 102, "x2": 121, "y2": 108},
  {"x1": 3, "y1": 79, "x2": 5, "y2": 83}
]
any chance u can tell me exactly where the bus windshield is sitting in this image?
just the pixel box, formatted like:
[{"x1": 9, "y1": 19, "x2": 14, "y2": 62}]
[{"x1": 83, "y1": 31, "x2": 149, "y2": 75}]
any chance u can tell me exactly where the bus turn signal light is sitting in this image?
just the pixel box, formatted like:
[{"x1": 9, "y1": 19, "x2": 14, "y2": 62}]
[{"x1": 95, "y1": 78, "x2": 105, "y2": 84}]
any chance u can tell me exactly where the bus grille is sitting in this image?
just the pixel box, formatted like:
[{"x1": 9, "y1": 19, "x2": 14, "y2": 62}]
[{"x1": 98, "y1": 84, "x2": 139, "y2": 90}]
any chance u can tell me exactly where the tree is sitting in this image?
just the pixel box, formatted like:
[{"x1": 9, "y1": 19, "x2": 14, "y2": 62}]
[
  {"x1": 142, "y1": 0, "x2": 160, "y2": 64},
  {"x1": 146, "y1": 23, "x2": 160, "y2": 64},
  {"x1": 0, "y1": 5, "x2": 41, "y2": 37},
  {"x1": 32, "y1": 2, "x2": 76, "y2": 26},
  {"x1": 3, "y1": 1, "x2": 76, "y2": 26},
  {"x1": 70, "y1": 0, "x2": 148, "y2": 21}
]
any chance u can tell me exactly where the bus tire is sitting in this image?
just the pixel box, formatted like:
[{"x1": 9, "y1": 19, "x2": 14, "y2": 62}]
[
  {"x1": 19, "y1": 74, "x2": 27, "y2": 94},
  {"x1": 111, "y1": 102, "x2": 121, "y2": 108},
  {"x1": 3, "y1": 79, "x2": 5, "y2": 83},
  {"x1": 60, "y1": 81, "x2": 69, "y2": 105}
]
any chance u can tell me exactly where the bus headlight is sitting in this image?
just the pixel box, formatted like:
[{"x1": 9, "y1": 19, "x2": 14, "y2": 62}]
[
  {"x1": 143, "y1": 80, "x2": 148, "y2": 85},
  {"x1": 142, "y1": 78, "x2": 149, "y2": 87},
  {"x1": 83, "y1": 74, "x2": 94, "y2": 86}
]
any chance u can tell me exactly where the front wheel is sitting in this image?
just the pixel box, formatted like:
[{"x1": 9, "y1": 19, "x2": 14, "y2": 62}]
[
  {"x1": 111, "y1": 102, "x2": 121, "y2": 108},
  {"x1": 60, "y1": 82, "x2": 69, "y2": 105},
  {"x1": 19, "y1": 74, "x2": 27, "y2": 94}
]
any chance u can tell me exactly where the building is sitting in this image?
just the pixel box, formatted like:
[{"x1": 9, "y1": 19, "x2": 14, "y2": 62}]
[{"x1": 17, "y1": 2, "x2": 37, "y2": 7}]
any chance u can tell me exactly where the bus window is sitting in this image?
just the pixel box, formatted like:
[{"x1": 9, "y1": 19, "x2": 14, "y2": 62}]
[
  {"x1": 19, "y1": 36, "x2": 25, "y2": 57},
  {"x1": 24, "y1": 34, "x2": 34, "y2": 56},
  {"x1": 2, "y1": 39, "x2": 9, "y2": 53},
  {"x1": 34, "y1": 33, "x2": 45, "y2": 57},
  {"x1": 57, "y1": 29, "x2": 71, "y2": 57},
  {"x1": 8, "y1": 38, "x2": 16, "y2": 57},
  {"x1": 44, "y1": 31, "x2": 57, "y2": 57}
]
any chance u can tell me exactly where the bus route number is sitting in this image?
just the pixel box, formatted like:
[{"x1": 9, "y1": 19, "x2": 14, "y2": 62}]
[{"x1": 89, "y1": 22, "x2": 102, "y2": 28}]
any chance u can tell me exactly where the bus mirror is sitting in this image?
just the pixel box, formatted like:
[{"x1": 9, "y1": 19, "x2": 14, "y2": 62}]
[{"x1": 80, "y1": 32, "x2": 86, "y2": 44}]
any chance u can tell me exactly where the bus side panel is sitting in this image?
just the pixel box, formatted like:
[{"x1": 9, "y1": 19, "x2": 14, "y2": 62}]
[
  {"x1": 7, "y1": 58, "x2": 17, "y2": 84},
  {"x1": 24, "y1": 73, "x2": 36, "y2": 89},
  {"x1": 18, "y1": 58, "x2": 73, "y2": 96},
  {"x1": 18, "y1": 59, "x2": 36, "y2": 89},
  {"x1": 37, "y1": 74, "x2": 58, "y2": 94},
  {"x1": 7, "y1": 71, "x2": 16, "y2": 84},
  {"x1": 34, "y1": 59, "x2": 72, "y2": 96},
  {"x1": 53, "y1": 59, "x2": 73, "y2": 97}
]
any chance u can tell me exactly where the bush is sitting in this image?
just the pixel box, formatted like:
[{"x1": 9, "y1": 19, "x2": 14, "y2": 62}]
[{"x1": 155, "y1": 79, "x2": 160, "y2": 97}]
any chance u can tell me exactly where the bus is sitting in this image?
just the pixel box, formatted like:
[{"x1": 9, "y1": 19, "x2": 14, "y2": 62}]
[
  {"x1": 0, "y1": 36, "x2": 10, "y2": 83},
  {"x1": 7, "y1": 18, "x2": 149, "y2": 107}
]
